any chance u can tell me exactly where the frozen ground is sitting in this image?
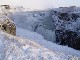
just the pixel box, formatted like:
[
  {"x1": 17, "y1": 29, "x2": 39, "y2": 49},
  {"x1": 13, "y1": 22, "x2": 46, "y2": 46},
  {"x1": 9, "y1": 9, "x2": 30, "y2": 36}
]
[
  {"x1": 0, "y1": 31, "x2": 80, "y2": 60},
  {"x1": 16, "y1": 27, "x2": 80, "y2": 57}
]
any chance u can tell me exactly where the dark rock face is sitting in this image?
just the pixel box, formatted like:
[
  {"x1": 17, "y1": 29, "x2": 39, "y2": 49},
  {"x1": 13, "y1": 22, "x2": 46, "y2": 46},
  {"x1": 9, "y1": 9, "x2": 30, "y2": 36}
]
[
  {"x1": 71, "y1": 13, "x2": 79, "y2": 20},
  {"x1": 58, "y1": 13, "x2": 79, "y2": 21},
  {"x1": 58, "y1": 13, "x2": 70, "y2": 21},
  {"x1": 55, "y1": 30, "x2": 80, "y2": 50}
]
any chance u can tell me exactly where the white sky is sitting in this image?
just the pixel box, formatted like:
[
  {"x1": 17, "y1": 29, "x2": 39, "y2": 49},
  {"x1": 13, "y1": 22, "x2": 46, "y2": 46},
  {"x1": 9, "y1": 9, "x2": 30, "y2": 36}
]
[{"x1": 0, "y1": 0, "x2": 80, "y2": 9}]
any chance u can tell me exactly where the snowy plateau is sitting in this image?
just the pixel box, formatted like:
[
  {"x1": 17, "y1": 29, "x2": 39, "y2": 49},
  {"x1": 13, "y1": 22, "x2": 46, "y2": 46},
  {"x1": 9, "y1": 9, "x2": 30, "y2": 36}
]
[{"x1": 0, "y1": 5, "x2": 80, "y2": 60}]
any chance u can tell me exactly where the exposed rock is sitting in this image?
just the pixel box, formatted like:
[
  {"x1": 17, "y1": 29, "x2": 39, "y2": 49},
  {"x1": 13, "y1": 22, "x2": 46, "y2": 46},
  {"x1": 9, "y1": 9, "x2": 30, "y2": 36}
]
[
  {"x1": 53, "y1": 10, "x2": 80, "y2": 50},
  {"x1": 55, "y1": 30, "x2": 80, "y2": 50},
  {"x1": 0, "y1": 16, "x2": 16, "y2": 35}
]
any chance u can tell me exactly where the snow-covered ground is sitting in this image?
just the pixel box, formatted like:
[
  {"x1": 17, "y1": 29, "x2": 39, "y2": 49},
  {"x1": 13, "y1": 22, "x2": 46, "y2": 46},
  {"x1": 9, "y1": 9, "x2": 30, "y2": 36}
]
[
  {"x1": 16, "y1": 27, "x2": 80, "y2": 57},
  {"x1": 0, "y1": 31, "x2": 80, "y2": 60}
]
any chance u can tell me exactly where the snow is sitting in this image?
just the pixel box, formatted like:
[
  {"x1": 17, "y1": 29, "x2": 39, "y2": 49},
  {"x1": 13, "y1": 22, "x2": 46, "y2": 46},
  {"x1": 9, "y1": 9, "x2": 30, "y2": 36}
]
[
  {"x1": 0, "y1": 26, "x2": 80, "y2": 60},
  {"x1": 0, "y1": 5, "x2": 80, "y2": 60},
  {"x1": 11, "y1": 11, "x2": 56, "y2": 42},
  {"x1": 16, "y1": 27, "x2": 44, "y2": 41},
  {"x1": 10, "y1": 11, "x2": 80, "y2": 57},
  {"x1": 16, "y1": 27, "x2": 80, "y2": 57},
  {"x1": 0, "y1": 31, "x2": 79, "y2": 60}
]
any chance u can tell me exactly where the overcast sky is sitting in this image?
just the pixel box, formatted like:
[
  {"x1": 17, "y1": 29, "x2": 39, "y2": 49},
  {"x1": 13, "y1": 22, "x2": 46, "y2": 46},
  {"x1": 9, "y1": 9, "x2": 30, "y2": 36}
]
[{"x1": 0, "y1": 0, "x2": 80, "y2": 9}]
